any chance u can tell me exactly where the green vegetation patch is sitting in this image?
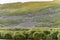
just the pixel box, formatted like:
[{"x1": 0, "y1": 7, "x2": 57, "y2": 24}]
[
  {"x1": 0, "y1": 27, "x2": 59, "y2": 40},
  {"x1": 0, "y1": 19, "x2": 22, "y2": 27}
]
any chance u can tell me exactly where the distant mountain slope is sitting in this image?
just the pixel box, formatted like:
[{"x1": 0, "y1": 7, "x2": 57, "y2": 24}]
[{"x1": 0, "y1": 0, "x2": 60, "y2": 27}]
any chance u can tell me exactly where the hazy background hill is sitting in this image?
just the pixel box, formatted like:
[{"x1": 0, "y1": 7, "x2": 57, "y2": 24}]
[{"x1": 0, "y1": 0, "x2": 60, "y2": 28}]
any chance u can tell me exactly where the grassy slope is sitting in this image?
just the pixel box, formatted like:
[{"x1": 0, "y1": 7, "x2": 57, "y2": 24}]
[
  {"x1": 0, "y1": 0, "x2": 60, "y2": 27},
  {"x1": 0, "y1": 0, "x2": 59, "y2": 15},
  {"x1": 0, "y1": 2, "x2": 54, "y2": 16}
]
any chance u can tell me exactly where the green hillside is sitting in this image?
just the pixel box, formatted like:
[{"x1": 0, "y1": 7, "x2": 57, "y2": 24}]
[
  {"x1": 0, "y1": 2, "x2": 54, "y2": 16},
  {"x1": 0, "y1": 0, "x2": 60, "y2": 27}
]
